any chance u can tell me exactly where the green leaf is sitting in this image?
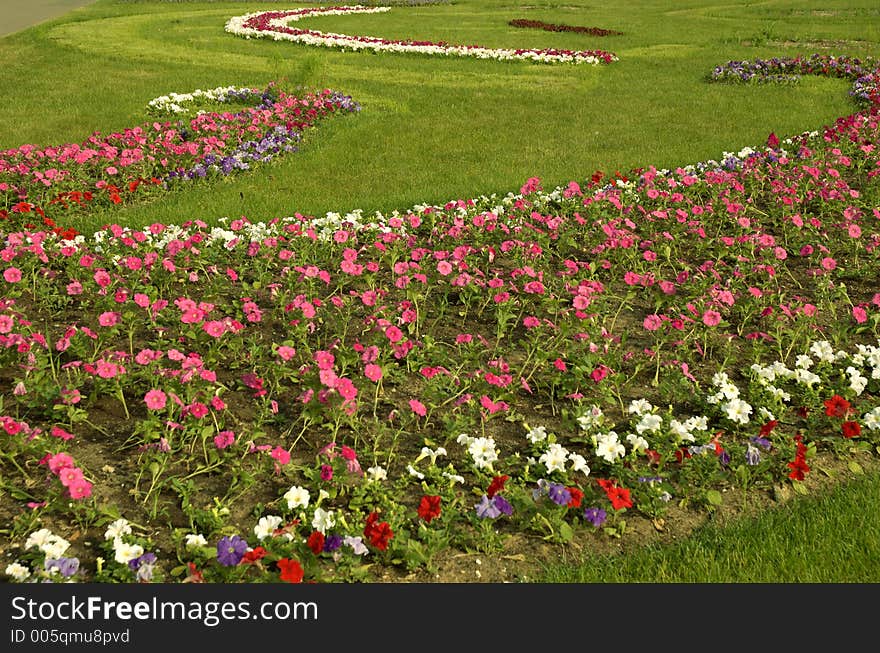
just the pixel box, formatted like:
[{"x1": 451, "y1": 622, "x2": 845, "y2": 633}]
[
  {"x1": 558, "y1": 522, "x2": 573, "y2": 542},
  {"x1": 792, "y1": 481, "x2": 808, "y2": 495},
  {"x1": 848, "y1": 460, "x2": 864, "y2": 475},
  {"x1": 705, "y1": 489, "x2": 723, "y2": 506}
]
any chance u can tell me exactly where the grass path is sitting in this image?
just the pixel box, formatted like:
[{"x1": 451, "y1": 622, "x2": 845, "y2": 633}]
[{"x1": 0, "y1": 0, "x2": 96, "y2": 37}]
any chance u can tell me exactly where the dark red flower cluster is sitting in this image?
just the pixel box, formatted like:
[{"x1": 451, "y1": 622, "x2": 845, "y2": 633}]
[
  {"x1": 364, "y1": 511, "x2": 393, "y2": 550},
  {"x1": 509, "y1": 19, "x2": 623, "y2": 36},
  {"x1": 417, "y1": 495, "x2": 442, "y2": 523},
  {"x1": 596, "y1": 478, "x2": 633, "y2": 511},
  {"x1": 787, "y1": 435, "x2": 811, "y2": 481}
]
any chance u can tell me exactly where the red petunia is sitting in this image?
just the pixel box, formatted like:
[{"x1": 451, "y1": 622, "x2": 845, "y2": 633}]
[
  {"x1": 307, "y1": 531, "x2": 325, "y2": 555},
  {"x1": 487, "y1": 474, "x2": 510, "y2": 498},
  {"x1": 240, "y1": 546, "x2": 268, "y2": 564},
  {"x1": 824, "y1": 394, "x2": 851, "y2": 418},
  {"x1": 606, "y1": 485, "x2": 633, "y2": 511},
  {"x1": 759, "y1": 420, "x2": 778, "y2": 437},
  {"x1": 566, "y1": 486, "x2": 584, "y2": 509},
  {"x1": 364, "y1": 511, "x2": 394, "y2": 550},
  {"x1": 417, "y1": 495, "x2": 442, "y2": 523},
  {"x1": 277, "y1": 558, "x2": 304, "y2": 583},
  {"x1": 842, "y1": 421, "x2": 861, "y2": 439}
]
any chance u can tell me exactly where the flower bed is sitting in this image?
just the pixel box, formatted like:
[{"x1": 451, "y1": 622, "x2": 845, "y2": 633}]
[
  {"x1": 0, "y1": 86, "x2": 361, "y2": 238},
  {"x1": 225, "y1": 6, "x2": 618, "y2": 65},
  {"x1": 2, "y1": 55, "x2": 880, "y2": 583},
  {"x1": 508, "y1": 19, "x2": 623, "y2": 37}
]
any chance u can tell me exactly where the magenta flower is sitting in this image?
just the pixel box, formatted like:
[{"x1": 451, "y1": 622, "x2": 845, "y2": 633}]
[
  {"x1": 409, "y1": 399, "x2": 427, "y2": 417},
  {"x1": 98, "y1": 312, "x2": 120, "y2": 327},
  {"x1": 3, "y1": 267, "x2": 22, "y2": 283},
  {"x1": 364, "y1": 363, "x2": 383, "y2": 382},
  {"x1": 643, "y1": 314, "x2": 663, "y2": 331},
  {"x1": 853, "y1": 306, "x2": 868, "y2": 324},
  {"x1": 214, "y1": 430, "x2": 235, "y2": 449},
  {"x1": 144, "y1": 389, "x2": 168, "y2": 411},
  {"x1": 702, "y1": 310, "x2": 722, "y2": 327}
]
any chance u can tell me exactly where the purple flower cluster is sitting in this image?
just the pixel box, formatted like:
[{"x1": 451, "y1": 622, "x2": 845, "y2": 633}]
[{"x1": 475, "y1": 494, "x2": 513, "y2": 519}]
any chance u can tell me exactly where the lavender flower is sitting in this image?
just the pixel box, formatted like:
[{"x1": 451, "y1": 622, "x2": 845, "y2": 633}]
[
  {"x1": 217, "y1": 535, "x2": 248, "y2": 566},
  {"x1": 745, "y1": 444, "x2": 762, "y2": 466},
  {"x1": 547, "y1": 483, "x2": 572, "y2": 506},
  {"x1": 44, "y1": 557, "x2": 79, "y2": 578},
  {"x1": 475, "y1": 495, "x2": 501, "y2": 519},
  {"x1": 583, "y1": 507, "x2": 607, "y2": 528},
  {"x1": 492, "y1": 495, "x2": 513, "y2": 516}
]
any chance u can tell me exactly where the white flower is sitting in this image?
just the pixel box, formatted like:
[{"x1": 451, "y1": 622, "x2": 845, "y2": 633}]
[
  {"x1": 525, "y1": 425, "x2": 548, "y2": 444},
  {"x1": 366, "y1": 466, "x2": 387, "y2": 482},
  {"x1": 25, "y1": 528, "x2": 56, "y2": 551},
  {"x1": 443, "y1": 471, "x2": 465, "y2": 485},
  {"x1": 184, "y1": 534, "x2": 208, "y2": 549},
  {"x1": 576, "y1": 406, "x2": 604, "y2": 431},
  {"x1": 415, "y1": 446, "x2": 446, "y2": 465},
  {"x1": 595, "y1": 431, "x2": 626, "y2": 463},
  {"x1": 5, "y1": 562, "x2": 30, "y2": 581},
  {"x1": 407, "y1": 464, "x2": 425, "y2": 479},
  {"x1": 627, "y1": 398, "x2": 653, "y2": 415},
  {"x1": 539, "y1": 443, "x2": 569, "y2": 473},
  {"x1": 810, "y1": 340, "x2": 835, "y2": 362},
  {"x1": 113, "y1": 539, "x2": 144, "y2": 565},
  {"x1": 758, "y1": 407, "x2": 776, "y2": 422},
  {"x1": 795, "y1": 354, "x2": 813, "y2": 369},
  {"x1": 568, "y1": 452, "x2": 590, "y2": 476},
  {"x1": 719, "y1": 381, "x2": 740, "y2": 400},
  {"x1": 456, "y1": 433, "x2": 473, "y2": 446},
  {"x1": 104, "y1": 518, "x2": 132, "y2": 541},
  {"x1": 253, "y1": 515, "x2": 283, "y2": 540},
  {"x1": 344, "y1": 536, "x2": 369, "y2": 556},
  {"x1": 311, "y1": 507, "x2": 335, "y2": 534},
  {"x1": 794, "y1": 368, "x2": 821, "y2": 386},
  {"x1": 635, "y1": 413, "x2": 663, "y2": 434},
  {"x1": 767, "y1": 385, "x2": 791, "y2": 402},
  {"x1": 467, "y1": 437, "x2": 498, "y2": 470},
  {"x1": 685, "y1": 415, "x2": 709, "y2": 432},
  {"x1": 863, "y1": 407, "x2": 880, "y2": 431},
  {"x1": 626, "y1": 433, "x2": 650, "y2": 453},
  {"x1": 669, "y1": 419, "x2": 695, "y2": 443},
  {"x1": 283, "y1": 485, "x2": 310, "y2": 510},
  {"x1": 724, "y1": 398, "x2": 753, "y2": 425},
  {"x1": 711, "y1": 371, "x2": 730, "y2": 386}
]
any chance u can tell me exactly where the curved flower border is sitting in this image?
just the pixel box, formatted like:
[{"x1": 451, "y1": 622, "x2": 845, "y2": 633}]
[{"x1": 225, "y1": 6, "x2": 618, "y2": 65}]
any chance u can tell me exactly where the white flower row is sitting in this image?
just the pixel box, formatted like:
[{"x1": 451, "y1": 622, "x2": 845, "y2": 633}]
[
  {"x1": 225, "y1": 6, "x2": 617, "y2": 65},
  {"x1": 146, "y1": 86, "x2": 258, "y2": 115}
]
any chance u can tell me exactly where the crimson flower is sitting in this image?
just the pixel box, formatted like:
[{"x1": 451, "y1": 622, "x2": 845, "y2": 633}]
[
  {"x1": 566, "y1": 486, "x2": 584, "y2": 509},
  {"x1": 824, "y1": 394, "x2": 851, "y2": 418},
  {"x1": 486, "y1": 474, "x2": 510, "y2": 498},
  {"x1": 417, "y1": 495, "x2": 442, "y2": 523},
  {"x1": 277, "y1": 558, "x2": 304, "y2": 583},
  {"x1": 307, "y1": 531, "x2": 325, "y2": 555},
  {"x1": 240, "y1": 546, "x2": 268, "y2": 564},
  {"x1": 364, "y1": 511, "x2": 394, "y2": 550},
  {"x1": 842, "y1": 421, "x2": 861, "y2": 439}
]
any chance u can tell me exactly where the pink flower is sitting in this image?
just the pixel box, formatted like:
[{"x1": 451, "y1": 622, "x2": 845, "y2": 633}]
[
  {"x1": 214, "y1": 430, "x2": 235, "y2": 449},
  {"x1": 58, "y1": 466, "x2": 85, "y2": 487},
  {"x1": 187, "y1": 402, "x2": 209, "y2": 419},
  {"x1": 385, "y1": 325, "x2": 403, "y2": 343},
  {"x1": 436, "y1": 261, "x2": 453, "y2": 276},
  {"x1": 820, "y1": 257, "x2": 837, "y2": 271},
  {"x1": 409, "y1": 399, "x2": 427, "y2": 417},
  {"x1": 702, "y1": 310, "x2": 722, "y2": 327},
  {"x1": 643, "y1": 314, "x2": 663, "y2": 331},
  {"x1": 553, "y1": 358, "x2": 567, "y2": 372},
  {"x1": 50, "y1": 426, "x2": 75, "y2": 441},
  {"x1": 523, "y1": 316, "x2": 540, "y2": 329},
  {"x1": 314, "y1": 350, "x2": 335, "y2": 370},
  {"x1": 47, "y1": 452, "x2": 75, "y2": 474},
  {"x1": 144, "y1": 389, "x2": 167, "y2": 410},
  {"x1": 98, "y1": 311, "x2": 120, "y2": 327},
  {"x1": 480, "y1": 395, "x2": 508, "y2": 414},
  {"x1": 853, "y1": 306, "x2": 868, "y2": 324},
  {"x1": 270, "y1": 446, "x2": 291, "y2": 465},
  {"x1": 202, "y1": 320, "x2": 226, "y2": 338},
  {"x1": 67, "y1": 480, "x2": 92, "y2": 499},
  {"x1": 591, "y1": 365, "x2": 609, "y2": 383},
  {"x1": 3, "y1": 267, "x2": 22, "y2": 283},
  {"x1": 364, "y1": 363, "x2": 383, "y2": 382},
  {"x1": 276, "y1": 345, "x2": 296, "y2": 361}
]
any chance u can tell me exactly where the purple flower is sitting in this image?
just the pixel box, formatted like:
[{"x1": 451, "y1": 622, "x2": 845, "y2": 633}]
[
  {"x1": 745, "y1": 444, "x2": 761, "y2": 466},
  {"x1": 547, "y1": 483, "x2": 572, "y2": 506},
  {"x1": 217, "y1": 535, "x2": 248, "y2": 566},
  {"x1": 44, "y1": 557, "x2": 79, "y2": 578},
  {"x1": 475, "y1": 495, "x2": 501, "y2": 519},
  {"x1": 583, "y1": 507, "x2": 607, "y2": 528},
  {"x1": 128, "y1": 552, "x2": 157, "y2": 571},
  {"x1": 492, "y1": 495, "x2": 513, "y2": 516},
  {"x1": 323, "y1": 534, "x2": 343, "y2": 552},
  {"x1": 750, "y1": 435, "x2": 772, "y2": 450}
]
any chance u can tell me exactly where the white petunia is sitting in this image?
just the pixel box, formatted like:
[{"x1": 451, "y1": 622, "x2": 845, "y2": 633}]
[
  {"x1": 525, "y1": 425, "x2": 548, "y2": 444},
  {"x1": 283, "y1": 485, "x2": 310, "y2": 510},
  {"x1": 184, "y1": 534, "x2": 208, "y2": 549},
  {"x1": 635, "y1": 413, "x2": 663, "y2": 434},
  {"x1": 568, "y1": 452, "x2": 590, "y2": 476},
  {"x1": 311, "y1": 507, "x2": 335, "y2": 534},
  {"x1": 113, "y1": 539, "x2": 144, "y2": 565},
  {"x1": 366, "y1": 466, "x2": 387, "y2": 482},
  {"x1": 539, "y1": 443, "x2": 569, "y2": 474},
  {"x1": 104, "y1": 518, "x2": 132, "y2": 541},
  {"x1": 467, "y1": 437, "x2": 499, "y2": 470},
  {"x1": 627, "y1": 398, "x2": 653, "y2": 415},
  {"x1": 595, "y1": 431, "x2": 626, "y2": 463},
  {"x1": 5, "y1": 562, "x2": 30, "y2": 581},
  {"x1": 724, "y1": 398, "x2": 753, "y2": 425},
  {"x1": 626, "y1": 433, "x2": 650, "y2": 453},
  {"x1": 253, "y1": 515, "x2": 283, "y2": 540}
]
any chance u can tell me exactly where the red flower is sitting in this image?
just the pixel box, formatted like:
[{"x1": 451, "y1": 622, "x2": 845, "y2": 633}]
[
  {"x1": 759, "y1": 420, "x2": 778, "y2": 437},
  {"x1": 787, "y1": 457, "x2": 810, "y2": 481},
  {"x1": 240, "y1": 546, "x2": 268, "y2": 564},
  {"x1": 824, "y1": 394, "x2": 851, "y2": 418},
  {"x1": 417, "y1": 495, "x2": 442, "y2": 523},
  {"x1": 487, "y1": 474, "x2": 510, "y2": 498},
  {"x1": 842, "y1": 421, "x2": 861, "y2": 439},
  {"x1": 307, "y1": 531, "x2": 325, "y2": 555},
  {"x1": 606, "y1": 486, "x2": 633, "y2": 511},
  {"x1": 566, "y1": 486, "x2": 584, "y2": 509},
  {"x1": 277, "y1": 558, "x2": 304, "y2": 583},
  {"x1": 364, "y1": 511, "x2": 393, "y2": 550},
  {"x1": 596, "y1": 478, "x2": 633, "y2": 510},
  {"x1": 184, "y1": 562, "x2": 204, "y2": 583}
]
